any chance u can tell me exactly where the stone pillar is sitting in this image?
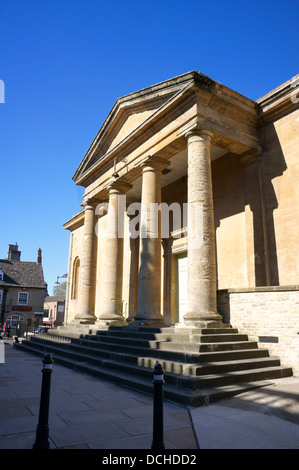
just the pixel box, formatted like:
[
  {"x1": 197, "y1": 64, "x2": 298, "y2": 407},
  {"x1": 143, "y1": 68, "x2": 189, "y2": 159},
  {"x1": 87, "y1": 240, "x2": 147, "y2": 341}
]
[
  {"x1": 97, "y1": 181, "x2": 132, "y2": 327},
  {"x1": 240, "y1": 149, "x2": 270, "y2": 287},
  {"x1": 126, "y1": 213, "x2": 139, "y2": 323},
  {"x1": 75, "y1": 200, "x2": 97, "y2": 324},
  {"x1": 183, "y1": 129, "x2": 223, "y2": 327},
  {"x1": 162, "y1": 238, "x2": 172, "y2": 326},
  {"x1": 130, "y1": 156, "x2": 169, "y2": 328}
]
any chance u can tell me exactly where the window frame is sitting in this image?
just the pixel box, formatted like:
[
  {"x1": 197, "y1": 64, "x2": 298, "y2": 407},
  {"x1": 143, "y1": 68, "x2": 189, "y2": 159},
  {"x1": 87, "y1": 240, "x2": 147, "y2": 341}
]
[{"x1": 18, "y1": 291, "x2": 29, "y2": 305}]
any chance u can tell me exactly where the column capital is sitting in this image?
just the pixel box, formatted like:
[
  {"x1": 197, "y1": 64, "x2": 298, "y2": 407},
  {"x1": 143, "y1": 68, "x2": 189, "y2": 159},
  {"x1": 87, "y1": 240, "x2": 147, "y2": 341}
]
[
  {"x1": 139, "y1": 155, "x2": 170, "y2": 172},
  {"x1": 184, "y1": 127, "x2": 214, "y2": 141},
  {"x1": 81, "y1": 198, "x2": 98, "y2": 209},
  {"x1": 107, "y1": 180, "x2": 132, "y2": 195}
]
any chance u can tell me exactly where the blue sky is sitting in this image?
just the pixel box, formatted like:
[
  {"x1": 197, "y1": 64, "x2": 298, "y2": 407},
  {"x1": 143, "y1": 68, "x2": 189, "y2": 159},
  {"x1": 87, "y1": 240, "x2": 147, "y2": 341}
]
[{"x1": 0, "y1": 0, "x2": 298, "y2": 294}]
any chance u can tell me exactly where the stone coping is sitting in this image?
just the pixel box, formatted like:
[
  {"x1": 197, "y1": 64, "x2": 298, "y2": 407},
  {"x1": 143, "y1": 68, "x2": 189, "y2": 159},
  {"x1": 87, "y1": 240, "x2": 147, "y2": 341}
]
[{"x1": 218, "y1": 285, "x2": 299, "y2": 294}]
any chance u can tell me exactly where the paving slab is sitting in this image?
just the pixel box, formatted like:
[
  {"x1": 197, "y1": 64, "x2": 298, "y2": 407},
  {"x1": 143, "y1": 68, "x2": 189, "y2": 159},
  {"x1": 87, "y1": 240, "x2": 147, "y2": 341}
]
[
  {"x1": 0, "y1": 341, "x2": 197, "y2": 450},
  {"x1": 190, "y1": 376, "x2": 299, "y2": 449},
  {"x1": 1, "y1": 341, "x2": 299, "y2": 450}
]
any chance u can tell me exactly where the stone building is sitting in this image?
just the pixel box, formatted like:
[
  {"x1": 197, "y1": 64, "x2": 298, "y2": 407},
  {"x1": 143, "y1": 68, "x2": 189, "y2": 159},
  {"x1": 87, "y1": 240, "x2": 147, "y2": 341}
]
[
  {"x1": 63, "y1": 71, "x2": 299, "y2": 374},
  {"x1": 43, "y1": 295, "x2": 66, "y2": 326},
  {"x1": 0, "y1": 244, "x2": 47, "y2": 336}
]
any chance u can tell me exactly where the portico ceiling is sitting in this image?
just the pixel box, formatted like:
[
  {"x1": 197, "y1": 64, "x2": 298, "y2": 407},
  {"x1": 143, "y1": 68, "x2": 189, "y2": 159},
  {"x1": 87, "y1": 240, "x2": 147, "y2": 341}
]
[{"x1": 125, "y1": 145, "x2": 227, "y2": 203}]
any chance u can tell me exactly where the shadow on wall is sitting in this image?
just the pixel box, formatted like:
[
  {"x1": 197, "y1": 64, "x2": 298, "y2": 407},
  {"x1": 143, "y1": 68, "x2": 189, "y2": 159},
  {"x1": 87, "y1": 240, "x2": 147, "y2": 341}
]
[{"x1": 213, "y1": 122, "x2": 287, "y2": 288}]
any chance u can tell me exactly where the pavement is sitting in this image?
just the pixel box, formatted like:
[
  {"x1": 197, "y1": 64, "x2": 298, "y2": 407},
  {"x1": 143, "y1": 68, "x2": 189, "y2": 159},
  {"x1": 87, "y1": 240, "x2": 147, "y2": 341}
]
[{"x1": 0, "y1": 339, "x2": 299, "y2": 450}]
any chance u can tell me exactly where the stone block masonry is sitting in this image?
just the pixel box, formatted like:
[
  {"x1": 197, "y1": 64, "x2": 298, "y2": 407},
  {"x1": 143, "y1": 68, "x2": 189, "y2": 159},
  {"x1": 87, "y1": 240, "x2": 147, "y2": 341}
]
[{"x1": 217, "y1": 287, "x2": 299, "y2": 375}]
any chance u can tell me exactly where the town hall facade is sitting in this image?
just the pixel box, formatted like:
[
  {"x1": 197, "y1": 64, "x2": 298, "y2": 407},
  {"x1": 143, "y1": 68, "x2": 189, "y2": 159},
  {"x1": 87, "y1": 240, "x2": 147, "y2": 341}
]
[{"x1": 63, "y1": 71, "x2": 299, "y2": 375}]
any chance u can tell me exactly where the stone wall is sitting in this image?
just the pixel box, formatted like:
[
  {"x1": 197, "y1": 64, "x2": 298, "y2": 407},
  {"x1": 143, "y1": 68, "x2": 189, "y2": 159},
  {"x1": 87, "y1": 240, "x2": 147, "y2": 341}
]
[
  {"x1": 65, "y1": 224, "x2": 84, "y2": 323},
  {"x1": 257, "y1": 108, "x2": 299, "y2": 286},
  {"x1": 217, "y1": 286, "x2": 299, "y2": 375}
]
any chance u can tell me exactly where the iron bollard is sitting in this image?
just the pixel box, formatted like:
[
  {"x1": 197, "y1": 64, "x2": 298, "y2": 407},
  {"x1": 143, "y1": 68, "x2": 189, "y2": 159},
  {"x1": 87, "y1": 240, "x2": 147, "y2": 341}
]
[
  {"x1": 33, "y1": 354, "x2": 54, "y2": 449},
  {"x1": 151, "y1": 362, "x2": 165, "y2": 450}
]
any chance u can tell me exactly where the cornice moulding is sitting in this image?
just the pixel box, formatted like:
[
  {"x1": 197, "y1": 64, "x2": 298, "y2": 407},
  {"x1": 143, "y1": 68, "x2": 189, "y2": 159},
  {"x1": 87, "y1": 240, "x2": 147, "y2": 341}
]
[{"x1": 257, "y1": 74, "x2": 299, "y2": 124}]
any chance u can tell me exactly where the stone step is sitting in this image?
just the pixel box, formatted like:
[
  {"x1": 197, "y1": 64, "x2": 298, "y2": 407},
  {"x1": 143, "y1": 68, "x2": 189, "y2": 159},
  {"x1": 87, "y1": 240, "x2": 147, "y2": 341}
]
[
  {"x1": 89, "y1": 330, "x2": 248, "y2": 344},
  {"x1": 159, "y1": 340, "x2": 259, "y2": 353},
  {"x1": 30, "y1": 333, "x2": 268, "y2": 364},
  {"x1": 14, "y1": 340, "x2": 291, "y2": 407},
  {"x1": 68, "y1": 329, "x2": 255, "y2": 352},
  {"x1": 15, "y1": 323, "x2": 293, "y2": 408},
  {"x1": 28, "y1": 333, "x2": 272, "y2": 365},
  {"x1": 85, "y1": 354, "x2": 291, "y2": 390},
  {"x1": 160, "y1": 356, "x2": 282, "y2": 376},
  {"x1": 30, "y1": 335, "x2": 274, "y2": 374},
  {"x1": 51, "y1": 325, "x2": 237, "y2": 341},
  {"x1": 107, "y1": 326, "x2": 234, "y2": 335},
  {"x1": 175, "y1": 366, "x2": 293, "y2": 390},
  {"x1": 16, "y1": 336, "x2": 292, "y2": 389},
  {"x1": 80, "y1": 333, "x2": 250, "y2": 352},
  {"x1": 43, "y1": 339, "x2": 277, "y2": 382}
]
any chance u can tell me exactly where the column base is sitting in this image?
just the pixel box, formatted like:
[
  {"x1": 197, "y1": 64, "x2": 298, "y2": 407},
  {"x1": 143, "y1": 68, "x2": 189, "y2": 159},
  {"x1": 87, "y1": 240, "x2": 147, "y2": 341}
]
[
  {"x1": 74, "y1": 313, "x2": 97, "y2": 325},
  {"x1": 128, "y1": 317, "x2": 169, "y2": 329},
  {"x1": 182, "y1": 310, "x2": 225, "y2": 329},
  {"x1": 95, "y1": 315, "x2": 127, "y2": 329},
  {"x1": 58, "y1": 323, "x2": 95, "y2": 337},
  {"x1": 178, "y1": 320, "x2": 228, "y2": 329}
]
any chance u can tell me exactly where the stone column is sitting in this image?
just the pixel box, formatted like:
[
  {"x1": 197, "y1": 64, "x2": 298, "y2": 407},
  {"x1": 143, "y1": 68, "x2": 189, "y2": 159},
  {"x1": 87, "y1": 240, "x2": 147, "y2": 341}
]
[
  {"x1": 97, "y1": 181, "x2": 132, "y2": 327},
  {"x1": 130, "y1": 156, "x2": 169, "y2": 328},
  {"x1": 75, "y1": 200, "x2": 97, "y2": 324},
  {"x1": 126, "y1": 213, "x2": 139, "y2": 324},
  {"x1": 162, "y1": 238, "x2": 173, "y2": 326},
  {"x1": 240, "y1": 149, "x2": 270, "y2": 286},
  {"x1": 183, "y1": 129, "x2": 223, "y2": 327}
]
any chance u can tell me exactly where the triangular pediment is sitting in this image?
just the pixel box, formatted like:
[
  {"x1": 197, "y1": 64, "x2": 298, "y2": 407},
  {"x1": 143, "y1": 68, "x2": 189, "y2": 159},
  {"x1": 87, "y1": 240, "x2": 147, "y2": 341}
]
[
  {"x1": 106, "y1": 107, "x2": 159, "y2": 153},
  {"x1": 73, "y1": 72, "x2": 199, "y2": 184}
]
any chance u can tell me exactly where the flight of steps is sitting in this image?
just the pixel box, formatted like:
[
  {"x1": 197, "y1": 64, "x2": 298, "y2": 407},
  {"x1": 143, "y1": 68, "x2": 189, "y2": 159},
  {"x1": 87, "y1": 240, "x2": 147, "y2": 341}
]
[{"x1": 14, "y1": 325, "x2": 293, "y2": 407}]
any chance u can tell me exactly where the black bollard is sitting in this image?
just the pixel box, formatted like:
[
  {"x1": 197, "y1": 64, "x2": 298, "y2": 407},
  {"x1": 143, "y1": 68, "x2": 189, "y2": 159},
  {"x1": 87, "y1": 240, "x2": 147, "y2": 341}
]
[
  {"x1": 33, "y1": 353, "x2": 54, "y2": 449},
  {"x1": 151, "y1": 362, "x2": 165, "y2": 450}
]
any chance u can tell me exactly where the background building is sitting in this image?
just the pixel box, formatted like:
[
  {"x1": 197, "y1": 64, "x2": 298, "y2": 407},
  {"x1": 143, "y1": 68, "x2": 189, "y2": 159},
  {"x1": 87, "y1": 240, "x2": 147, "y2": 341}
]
[
  {"x1": 0, "y1": 244, "x2": 47, "y2": 336},
  {"x1": 43, "y1": 295, "x2": 66, "y2": 326}
]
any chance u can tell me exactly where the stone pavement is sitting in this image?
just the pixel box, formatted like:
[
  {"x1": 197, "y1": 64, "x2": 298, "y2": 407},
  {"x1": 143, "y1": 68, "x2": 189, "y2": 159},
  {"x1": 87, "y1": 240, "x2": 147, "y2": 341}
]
[
  {"x1": 0, "y1": 340, "x2": 299, "y2": 450},
  {"x1": 0, "y1": 341, "x2": 197, "y2": 450}
]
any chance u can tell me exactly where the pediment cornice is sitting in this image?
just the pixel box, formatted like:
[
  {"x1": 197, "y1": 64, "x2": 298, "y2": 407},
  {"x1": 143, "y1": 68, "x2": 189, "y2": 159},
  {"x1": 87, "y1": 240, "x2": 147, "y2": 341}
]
[
  {"x1": 73, "y1": 72, "x2": 202, "y2": 184},
  {"x1": 73, "y1": 71, "x2": 258, "y2": 187}
]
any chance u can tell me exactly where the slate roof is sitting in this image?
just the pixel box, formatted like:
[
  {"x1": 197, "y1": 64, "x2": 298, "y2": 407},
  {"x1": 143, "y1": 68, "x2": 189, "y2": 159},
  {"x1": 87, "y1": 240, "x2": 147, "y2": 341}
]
[{"x1": 0, "y1": 259, "x2": 46, "y2": 289}]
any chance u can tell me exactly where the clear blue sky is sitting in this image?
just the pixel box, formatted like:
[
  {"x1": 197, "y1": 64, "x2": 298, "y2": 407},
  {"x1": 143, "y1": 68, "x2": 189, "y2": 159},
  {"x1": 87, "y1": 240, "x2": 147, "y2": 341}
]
[{"x1": 0, "y1": 0, "x2": 298, "y2": 295}]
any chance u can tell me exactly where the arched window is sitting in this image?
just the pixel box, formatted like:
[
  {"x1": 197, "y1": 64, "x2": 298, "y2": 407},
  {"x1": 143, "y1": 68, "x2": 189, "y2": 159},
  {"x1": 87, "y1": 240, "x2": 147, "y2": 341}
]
[
  {"x1": 71, "y1": 257, "x2": 80, "y2": 299},
  {"x1": 6, "y1": 314, "x2": 25, "y2": 326}
]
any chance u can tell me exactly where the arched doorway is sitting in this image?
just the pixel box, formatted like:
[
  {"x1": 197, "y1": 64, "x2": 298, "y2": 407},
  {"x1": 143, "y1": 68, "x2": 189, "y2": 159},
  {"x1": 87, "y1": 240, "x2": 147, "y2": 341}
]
[{"x1": 5, "y1": 314, "x2": 25, "y2": 336}]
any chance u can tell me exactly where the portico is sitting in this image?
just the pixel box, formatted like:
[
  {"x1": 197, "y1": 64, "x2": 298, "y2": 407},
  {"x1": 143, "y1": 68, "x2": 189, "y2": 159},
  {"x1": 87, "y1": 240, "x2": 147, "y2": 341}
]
[{"x1": 63, "y1": 71, "x2": 263, "y2": 331}]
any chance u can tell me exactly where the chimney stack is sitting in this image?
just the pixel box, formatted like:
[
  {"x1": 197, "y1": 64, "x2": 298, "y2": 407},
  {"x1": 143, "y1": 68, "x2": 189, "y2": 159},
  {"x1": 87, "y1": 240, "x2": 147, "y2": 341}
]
[
  {"x1": 37, "y1": 248, "x2": 42, "y2": 265},
  {"x1": 7, "y1": 243, "x2": 21, "y2": 261}
]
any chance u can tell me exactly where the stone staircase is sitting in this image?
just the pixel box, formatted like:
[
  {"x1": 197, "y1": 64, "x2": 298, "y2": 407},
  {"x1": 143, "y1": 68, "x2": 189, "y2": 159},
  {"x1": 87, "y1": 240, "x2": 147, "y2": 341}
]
[{"x1": 14, "y1": 325, "x2": 293, "y2": 407}]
